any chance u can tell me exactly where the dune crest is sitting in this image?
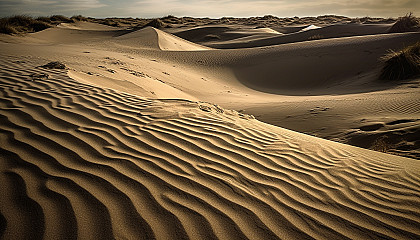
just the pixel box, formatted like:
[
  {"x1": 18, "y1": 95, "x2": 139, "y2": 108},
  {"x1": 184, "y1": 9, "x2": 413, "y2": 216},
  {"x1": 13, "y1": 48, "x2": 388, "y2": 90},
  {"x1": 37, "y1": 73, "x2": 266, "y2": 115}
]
[
  {"x1": 113, "y1": 27, "x2": 210, "y2": 51},
  {"x1": 154, "y1": 28, "x2": 211, "y2": 51}
]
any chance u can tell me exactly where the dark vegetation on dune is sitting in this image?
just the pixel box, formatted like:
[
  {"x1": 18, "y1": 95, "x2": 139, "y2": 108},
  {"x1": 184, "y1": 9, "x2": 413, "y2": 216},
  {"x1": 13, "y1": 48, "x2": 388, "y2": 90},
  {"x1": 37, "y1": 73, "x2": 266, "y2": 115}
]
[
  {"x1": 389, "y1": 12, "x2": 420, "y2": 33},
  {"x1": 0, "y1": 15, "x2": 51, "y2": 34},
  {"x1": 0, "y1": 15, "x2": 88, "y2": 34},
  {"x1": 40, "y1": 61, "x2": 67, "y2": 69},
  {"x1": 380, "y1": 41, "x2": 420, "y2": 81},
  {"x1": 144, "y1": 18, "x2": 166, "y2": 29},
  {"x1": 70, "y1": 15, "x2": 89, "y2": 22}
]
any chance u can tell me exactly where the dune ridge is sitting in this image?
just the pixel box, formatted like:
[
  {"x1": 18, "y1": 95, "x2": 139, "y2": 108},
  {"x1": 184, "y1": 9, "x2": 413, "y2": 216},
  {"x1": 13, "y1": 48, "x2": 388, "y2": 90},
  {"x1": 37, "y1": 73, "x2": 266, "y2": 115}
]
[
  {"x1": 111, "y1": 27, "x2": 210, "y2": 51},
  {"x1": 1, "y1": 55, "x2": 420, "y2": 239},
  {"x1": 170, "y1": 23, "x2": 393, "y2": 49},
  {"x1": 0, "y1": 20, "x2": 419, "y2": 156}
]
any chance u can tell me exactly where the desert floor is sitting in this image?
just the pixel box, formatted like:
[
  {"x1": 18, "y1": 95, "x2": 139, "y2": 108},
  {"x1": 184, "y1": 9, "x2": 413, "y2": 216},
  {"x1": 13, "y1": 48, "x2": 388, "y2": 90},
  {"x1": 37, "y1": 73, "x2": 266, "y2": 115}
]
[{"x1": 1, "y1": 17, "x2": 420, "y2": 239}]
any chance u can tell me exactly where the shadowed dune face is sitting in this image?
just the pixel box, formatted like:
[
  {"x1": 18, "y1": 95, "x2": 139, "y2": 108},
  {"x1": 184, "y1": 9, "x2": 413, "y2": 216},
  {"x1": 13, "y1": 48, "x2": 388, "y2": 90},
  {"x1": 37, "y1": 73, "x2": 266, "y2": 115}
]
[
  {"x1": 1, "y1": 55, "x2": 420, "y2": 239},
  {"x1": 149, "y1": 30, "x2": 420, "y2": 95},
  {"x1": 170, "y1": 23, "x2": 392, "y2": 49},
  {"x1": 110, "y1": 26, "x2": 420, "y2": 95},
  {"x1": 231, "y1": 33, "x2": 420, "y2": 94},
  {"x1": 171, "y1": 25, "x2": 280, "y2": 45},
  {"x1": 99, "y1": 26, "x2": 419, "y2": 95}
]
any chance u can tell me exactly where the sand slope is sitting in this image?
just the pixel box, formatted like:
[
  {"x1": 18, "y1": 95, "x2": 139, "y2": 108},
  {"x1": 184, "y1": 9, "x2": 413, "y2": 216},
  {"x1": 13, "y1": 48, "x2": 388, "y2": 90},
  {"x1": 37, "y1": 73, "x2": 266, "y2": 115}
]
[
  {"x1": 171, "y1": 23, "x2": 392, "y2": 49},
  {"x1": 113, "y1": 27, "x2": 210, "y2": 51},
  {"x1": 1, "y1": 20, "x2": 420, "y2": 239},
  {"x1": 0, "y1": 22, "x2": 418, "y2": 159},
  {"x1": 1, "y1": 55, "x2": 420, "y2": 240},
  {"x1": 117, "y1": 30, "x2": 420, "y2": 95},
  {"x1": 170, "y1": 25, "x2": 281, "y2": 46}
]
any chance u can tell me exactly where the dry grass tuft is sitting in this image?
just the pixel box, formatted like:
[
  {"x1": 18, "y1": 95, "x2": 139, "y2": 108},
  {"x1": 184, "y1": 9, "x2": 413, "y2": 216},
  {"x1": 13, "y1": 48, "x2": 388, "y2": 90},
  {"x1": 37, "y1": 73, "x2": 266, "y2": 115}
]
[
  {"x1": 97, "y1": 19, "x2": 121, "y2": 27},
  {"x1": 379, "y1": 41, "x2": 420, "y2": 80},
  {"x1": 308, "y1": 34, "x2": 324, "y2": 40},
  {"x1": 35, "y1": 16, "x2": 52, "y2": 23},
  {"x1": 161, "y1": 15, "x2": 182, "y2": 24},
  {"x1": 35, "y1": 15, "x2": 75, "y2": 24},
  {"x1": 49, "y1": 15, "x2": 74, "y2": 23},
  {"x1": 371, "y1": 136, "x2": 391, "y2": 152},
  {"x1": 145, "y1": 19, "x2": 165, "y2": 29},
  {"x1": 40, "y1": 61, "x2": 66, "y2": 69},
  {"x1": 0, "y1": 15, "x2": 51, "y2": 34},
  {"x1": 389, "y1": 12, "x2": 420, "y2": 33},
  {"x1": 71, "y1": 15, "x2": 88, "y2": 22},
  {"x1": 0, "y1": 15, "x2": 80, "y2": 34},
  {"x1": 0, "y1": 22, "x2": 17, "y2": 34}
]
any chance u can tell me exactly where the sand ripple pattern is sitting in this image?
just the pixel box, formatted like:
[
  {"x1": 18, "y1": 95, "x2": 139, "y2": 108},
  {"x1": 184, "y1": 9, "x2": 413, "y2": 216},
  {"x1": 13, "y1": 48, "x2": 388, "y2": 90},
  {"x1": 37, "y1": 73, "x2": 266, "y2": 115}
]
[{"x1": 1, "y1": 56, "x2": 420, "y2": 240}]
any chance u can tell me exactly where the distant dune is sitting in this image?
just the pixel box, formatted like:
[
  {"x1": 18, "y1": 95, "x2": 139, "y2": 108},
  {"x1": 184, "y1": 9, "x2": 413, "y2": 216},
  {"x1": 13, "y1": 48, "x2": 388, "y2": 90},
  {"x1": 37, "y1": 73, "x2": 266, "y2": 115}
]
[{"x1": 0, "y1": 15, "x2": 419, "y2": 239}]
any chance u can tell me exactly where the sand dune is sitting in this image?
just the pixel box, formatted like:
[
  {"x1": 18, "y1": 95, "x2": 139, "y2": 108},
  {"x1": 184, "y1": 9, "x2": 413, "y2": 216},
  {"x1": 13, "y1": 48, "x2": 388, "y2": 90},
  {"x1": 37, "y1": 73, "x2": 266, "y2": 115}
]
[
  {"x1": 112, "y1": 27, "x2": 210, "y2": 51},
  {"x1": 228, "y1": 33, "x2": 420, "y2": 93},
  {"x1": 169, "y1": 25, "x2": 281, "y2": 45},
  {"x1": 0, "y1": 21, "x2": 418, "y2": 156},
  {"x1": 27, "y1": 23, "x2": 127, "y2": 44},
  {"x1": 171, "y1": 23, "x2": 393, "y2": 49},
  {"x1": 1, "y1": 18, "x2": 420, "y2": 239},
  {"x1": 136, "y1": 31, "x2": 420, "y2": 95},
  {"x1": 155, "y1": 28, "x2": 211, "y2": 51},
  {"x1": 1, "y1": 55, "x2": 420, "y2": 240}
]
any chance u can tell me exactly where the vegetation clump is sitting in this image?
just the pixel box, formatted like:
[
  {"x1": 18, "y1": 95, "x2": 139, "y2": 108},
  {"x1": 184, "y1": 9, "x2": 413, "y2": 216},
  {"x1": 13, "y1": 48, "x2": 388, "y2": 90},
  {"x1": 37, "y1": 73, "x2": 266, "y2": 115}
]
[
  {"x1": 389, "y1": 13, "x2": 420, "y2": 33},
  {"x1": 36, "y1": 15, "x2": 74, "y2": 24},
  {"x1": 97, "y1": 19, "x2": 121, "y2": 27},
  {"x1": 379, "y1": 41, "x2": 420, "y2": 80},
  {"x1": 0, "y1": 15, "x2": 51, "y2": 34},
  {"x1": 161, "y1": 15, "x2": 182, "y2": 24},
  {"x1": 0, "y1": 15, "x2": 83, "y2": 34},
  {"x1": 308, "y1": 34, "x2": 324, "y2": 40},
  {"x1": 40, "y1": 61, "x2": 67, "y2": 69},
  {"x1": 145, "y1": 19, "x2": 165, "y2": 29},
  {"x1": 71, "y1": 15, "x2": 88, "y2": 22},
  {"x1": 49, "y1": 15, "x2": 74, "y2": 23}
]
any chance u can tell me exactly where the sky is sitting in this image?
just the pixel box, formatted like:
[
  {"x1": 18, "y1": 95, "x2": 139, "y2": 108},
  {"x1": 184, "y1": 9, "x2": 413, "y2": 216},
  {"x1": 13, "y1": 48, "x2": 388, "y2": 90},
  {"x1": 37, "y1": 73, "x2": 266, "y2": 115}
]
[{"x1": 0, "y1": 0, "x2": 419, "y2": 18}]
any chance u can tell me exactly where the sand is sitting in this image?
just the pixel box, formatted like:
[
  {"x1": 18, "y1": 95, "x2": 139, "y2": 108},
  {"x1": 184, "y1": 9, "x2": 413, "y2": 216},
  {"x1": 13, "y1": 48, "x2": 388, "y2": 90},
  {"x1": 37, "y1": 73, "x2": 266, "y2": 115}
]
[{"x1": 0, "y1": 19, "x2": 420, "y2": 239}]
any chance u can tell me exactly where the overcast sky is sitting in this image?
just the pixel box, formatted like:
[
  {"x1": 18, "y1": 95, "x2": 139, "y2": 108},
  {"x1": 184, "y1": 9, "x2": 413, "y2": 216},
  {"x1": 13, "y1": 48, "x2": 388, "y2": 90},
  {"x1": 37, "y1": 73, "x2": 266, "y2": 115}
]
[{"x1": 1, "y1": 0, "x2": 419, "y2": 18}]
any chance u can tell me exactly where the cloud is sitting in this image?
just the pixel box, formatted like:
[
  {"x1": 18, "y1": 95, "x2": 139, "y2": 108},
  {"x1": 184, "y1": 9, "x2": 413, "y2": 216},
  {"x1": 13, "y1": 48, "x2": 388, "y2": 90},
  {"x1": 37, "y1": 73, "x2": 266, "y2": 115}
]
[
  {"x1": 0, "y1": 0, "x2": 418, "y2": 17},
  {"x1": 126, "y1": 0, "x2": 419, "y2": 18},
  {"x1": 0, "y1": 0, "x2": 106, "y2": 16}
]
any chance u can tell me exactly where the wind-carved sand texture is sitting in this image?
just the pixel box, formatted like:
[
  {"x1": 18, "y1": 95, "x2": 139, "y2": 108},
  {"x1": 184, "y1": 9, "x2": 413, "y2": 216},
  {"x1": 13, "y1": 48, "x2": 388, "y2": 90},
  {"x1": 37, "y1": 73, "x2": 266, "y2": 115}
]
[{"x1": 0, "y1": 17, "x2": 420, "y2": 239}]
